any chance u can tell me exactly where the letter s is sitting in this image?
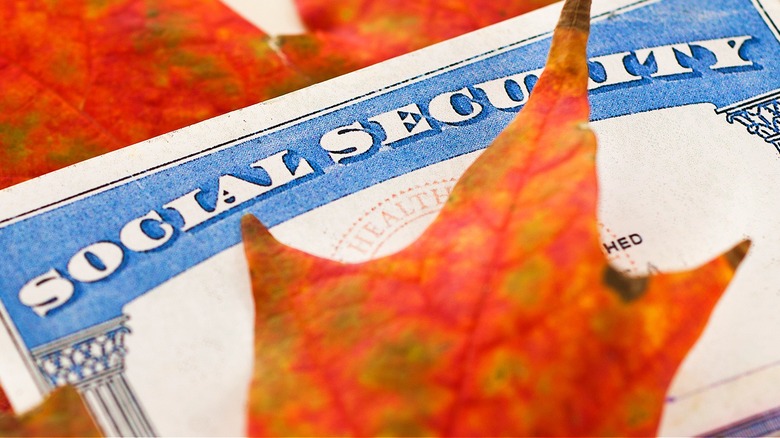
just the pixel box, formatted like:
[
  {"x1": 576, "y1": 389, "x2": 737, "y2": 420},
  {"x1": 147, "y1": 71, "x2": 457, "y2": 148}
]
[
  {"x1": 320, "y1": 121, "x2": 375, "y2": 163},
  {"x1": 19, "y1": 269, "x2": 75, "y2": 317}
]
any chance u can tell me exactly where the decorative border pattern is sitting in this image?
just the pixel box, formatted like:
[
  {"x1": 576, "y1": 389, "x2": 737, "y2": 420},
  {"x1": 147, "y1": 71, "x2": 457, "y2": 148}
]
[
  {"x1": 717, "y1": 89, "x2": 780, "y2": 153},
  {"x1": 30, "y1": 316, "x2": 156, "y2": 437},
  {"x1": 34, "y1": 325, "x2": 128, "y2": 387},
  {"x1": 704, "y1": 405, "x2": 780, "y2": 437}
]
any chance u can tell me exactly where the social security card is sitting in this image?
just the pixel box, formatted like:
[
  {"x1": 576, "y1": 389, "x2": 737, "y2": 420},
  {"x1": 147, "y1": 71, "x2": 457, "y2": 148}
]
[{"x1": 1, "y1": 0, "x2": 780, "y2": 435}]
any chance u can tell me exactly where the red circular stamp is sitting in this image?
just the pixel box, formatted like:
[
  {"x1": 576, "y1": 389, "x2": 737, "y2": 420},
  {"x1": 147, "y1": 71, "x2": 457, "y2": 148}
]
[{"x1": 331, "y1": 178, "x2": 458, "y2": 261}]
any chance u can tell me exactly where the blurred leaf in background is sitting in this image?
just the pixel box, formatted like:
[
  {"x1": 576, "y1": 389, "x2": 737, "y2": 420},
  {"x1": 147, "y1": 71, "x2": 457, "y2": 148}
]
[
  {"x1": 0, "y1": 386, "x2": 100, "y2": 437},
  {"x1": 0, "y1": 0, "x2": 558, "y2": 190},
  {"x1": 0, "y1": 0, "x2": 556, "y2": 431}
]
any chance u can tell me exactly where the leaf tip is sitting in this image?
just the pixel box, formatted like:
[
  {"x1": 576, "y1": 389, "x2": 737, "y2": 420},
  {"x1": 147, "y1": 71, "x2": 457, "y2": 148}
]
[
  {"x1": 241, "y1": 214, "x2": 279, "y2": 252},
  {"x1": 558, "y1": 0, "x2": 593, "y2": 33},
  {"x1": 726, "y1": 239, "x2": 751, "y2": 270},
  {"x1": 240, "y1": 213, "x2": 263, "y2": 235},
  {"x1": 241, "y1": 213, "x2": 293, "y2": 271}
]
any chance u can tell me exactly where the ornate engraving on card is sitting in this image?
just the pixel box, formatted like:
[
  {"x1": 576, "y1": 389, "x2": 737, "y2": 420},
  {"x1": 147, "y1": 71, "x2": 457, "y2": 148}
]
[
  {"x1": 32, "y1": 316, "x2": 156, "y2": 437},
  {"x1": 717, "y1": 90, "x2": 780, "y2": 153}
]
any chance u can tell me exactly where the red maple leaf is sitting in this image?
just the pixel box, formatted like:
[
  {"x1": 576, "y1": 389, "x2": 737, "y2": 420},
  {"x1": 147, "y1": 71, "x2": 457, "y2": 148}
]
[
  {"x1": 281, "y1": 0, "x2": 559, "y2": 80},
  {"x1": 0, "y1": 0, "x2": 559, "y2": 191},
  {"x1": 0, "y1": 0, "x2": 560, "y2": 433},
  {"x1": 241, "y1": 0, "x2": 749, "y2": 435},
  {"x1": 0, "y1": 0, "x2": 312, "y2": 189},
  {"x1": 0, "y1": 386, "x2": 10, "y2": 414}
]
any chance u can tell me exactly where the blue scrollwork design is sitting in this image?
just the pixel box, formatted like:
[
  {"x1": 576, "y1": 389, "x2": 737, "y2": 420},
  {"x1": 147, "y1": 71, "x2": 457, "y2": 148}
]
[
  {"x1": 34, "y1": 325, "x2": 130, "y2": 387},
  {"x1": 722, "y1": 92, "x2": 780, "y2": 153}
]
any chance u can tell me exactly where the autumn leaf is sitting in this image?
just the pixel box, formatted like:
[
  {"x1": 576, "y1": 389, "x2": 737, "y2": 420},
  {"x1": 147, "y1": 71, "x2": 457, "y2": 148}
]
[
  {"x1": 280, "y1": 0, "x2": 560, "y2": 83},
  {"x1": 0, "y1": 0, "x2": 565, "y2": 192},
  {"x1": 0, "y1": 0, "x2": 317, "y2": 190},
  {"x1": 296, "y1": 0, "x2": 559, "y2": 42},
  {"x1": 288, "y1": 0, "x2": 559, "y2": 67},
  {"x1": 0, "y1": 0, "x2": 569, "y2": 432},
  {"x1": 0, "y1": 386, "x2": 10, "y2": 414},
  {"x1": 241, "y1": 0, "x2": 748, "y2": 435},
  {"x1": 0, "y1": 386, "x2": 100, "y2": 437}
]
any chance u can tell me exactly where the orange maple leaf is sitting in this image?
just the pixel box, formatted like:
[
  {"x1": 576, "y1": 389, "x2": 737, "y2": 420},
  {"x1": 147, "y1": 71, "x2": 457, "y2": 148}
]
[
  {"x1": 0, "y1": 0, "x2": 560, "y2": 192},
  {"x1": 0, "y1": 0, "x2": 565, "y2": 432},
  {"x1": 0, "y1": 0, "x2": 315, "y2": 190},
  {"x1": 241, "y1": 0, "x2": 748, "y2": 435},
  {"x1": 281, "y1": 0, "x2": 560, "y2": 80},
  {"x1": 0, "y1": 386, "x2": 10, "y2": 414}
]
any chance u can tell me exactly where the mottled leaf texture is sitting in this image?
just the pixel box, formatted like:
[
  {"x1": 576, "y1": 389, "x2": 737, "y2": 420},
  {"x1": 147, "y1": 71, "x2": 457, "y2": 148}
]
[
  {"x1": 0, "y1": 386, "x2": 100, "y2": 437},
  {"x1": 286, "y1": 0, "x2": 560, "y2": 76},
  {"x1": 0, "y1": 0, "x2": 316, "y2": 190},
  {"x1": 0, "y1": 0, "x2": 560, "y2": 192},
  {"x1": 0, "y1": 0, "x2": 581, "y2": 433},
  {"x1": 243, "y1": 0, "x2": 748, "y2": 435},
  {"x1": 0, "y1": 386, "x2": 10, "y2": 414}
]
